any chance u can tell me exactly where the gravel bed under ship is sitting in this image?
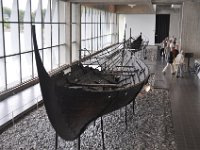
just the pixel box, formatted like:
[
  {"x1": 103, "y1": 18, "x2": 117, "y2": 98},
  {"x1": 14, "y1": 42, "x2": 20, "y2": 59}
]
[{"x1": 0, "y1": 89, "x2": 176, "y2": 150}]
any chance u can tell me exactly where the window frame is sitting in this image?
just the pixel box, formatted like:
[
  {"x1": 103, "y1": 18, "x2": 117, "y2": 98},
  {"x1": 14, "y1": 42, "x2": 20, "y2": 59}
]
[
  {"x1": 0, "y1": 0, "x2": 68, "y2": 100},
  {"x1": 80, "y1": 5, "x2": 118, "y2": 58}
]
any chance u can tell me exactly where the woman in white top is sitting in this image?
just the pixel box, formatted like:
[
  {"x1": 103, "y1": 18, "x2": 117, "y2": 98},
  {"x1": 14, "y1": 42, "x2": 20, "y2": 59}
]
[{"x1": 174, "y1": 50, "x2": 184, "y2": 78}]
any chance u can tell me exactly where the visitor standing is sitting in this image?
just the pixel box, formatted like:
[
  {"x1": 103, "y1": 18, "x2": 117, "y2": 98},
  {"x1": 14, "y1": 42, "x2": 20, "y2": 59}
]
[
  {"x1": 174, "y1": 50, "x2": 185, "y2": 78},
  {"x1": 162, "y1": 48, "x2": 175, "y2": 75},
  {"x1": 164, "y1": 38, "x2": 171, "y2": 61}
]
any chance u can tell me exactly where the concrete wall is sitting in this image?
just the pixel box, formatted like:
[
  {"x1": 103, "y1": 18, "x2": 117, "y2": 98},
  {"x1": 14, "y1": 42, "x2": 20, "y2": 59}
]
[
  {"x1": 156, "y1": 6, "x2": 182, "y2": 44},
  {"x1": 120, "y1": 14, "x2": 156, "y2": 45},
  {"x1": 169, "y1": 12, "x2": 181, "y2": 41},
  {"x1": 180, "y1": 2, "x2": 200, "y2": 58}
]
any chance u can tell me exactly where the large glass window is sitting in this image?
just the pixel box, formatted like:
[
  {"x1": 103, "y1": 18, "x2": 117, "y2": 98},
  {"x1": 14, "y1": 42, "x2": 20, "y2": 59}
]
[
  {"x1": 81, "y1": 6, "x2": 118, "y2": 57},
  {"x1": 0, "y1": 0, "x2": 68, "y2": 93}
]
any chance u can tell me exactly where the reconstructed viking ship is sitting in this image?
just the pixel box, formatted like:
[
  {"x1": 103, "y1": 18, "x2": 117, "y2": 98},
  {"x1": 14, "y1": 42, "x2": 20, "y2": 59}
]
[
  {"x1": 130, "y1": 34, "x2": 143, "y2": 50},
  {"x1": 32, "y1": 26, "x2": 150, "y2": 141},
  {"x1": 125, "y1": 29, "x2": 149, "y2": 53},
  {"x1": 125, "y1": 35, "x2": 146, "y2": 56}
]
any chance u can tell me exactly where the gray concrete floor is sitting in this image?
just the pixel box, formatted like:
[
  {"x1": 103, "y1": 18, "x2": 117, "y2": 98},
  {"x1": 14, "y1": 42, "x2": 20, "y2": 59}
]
[{"x1": 148, "y1": 51, "x2": 200, "y2": 150}]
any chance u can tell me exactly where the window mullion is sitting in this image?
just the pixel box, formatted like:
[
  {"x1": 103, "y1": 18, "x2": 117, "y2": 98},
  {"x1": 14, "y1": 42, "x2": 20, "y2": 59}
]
[
  {"x1": 91, "y1": 9, "x2": 93, "y2": 53},
  {"x1": 16, "y1": 0, "x2": 22, "y2": 84},
  {"x1": 41, "y1": 0, "x2": 44, "y2": 67},
  {"x1": 1, "y1": 0, "x2": 7, "y2": 90},
  {"x1": 58, "y1": 0, "x2": 60, "y2": 66},
  {"x1": 30, "y1": 0, "x2": 34, "y2": 78},
  {"x1": 50, "y1": 0, "x2": 53, "y2": 70}
]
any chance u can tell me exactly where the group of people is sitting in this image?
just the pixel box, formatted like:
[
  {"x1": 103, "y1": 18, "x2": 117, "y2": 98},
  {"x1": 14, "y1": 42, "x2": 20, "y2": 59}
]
[{"x1": 161, "y1": 36, "x2": 185, "y2": 78}]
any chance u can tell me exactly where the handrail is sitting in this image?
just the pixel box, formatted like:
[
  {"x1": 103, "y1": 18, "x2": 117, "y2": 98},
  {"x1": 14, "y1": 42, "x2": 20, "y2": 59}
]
[{"x1": 0, "y1": 95, "x2": 43, "y2": 128}]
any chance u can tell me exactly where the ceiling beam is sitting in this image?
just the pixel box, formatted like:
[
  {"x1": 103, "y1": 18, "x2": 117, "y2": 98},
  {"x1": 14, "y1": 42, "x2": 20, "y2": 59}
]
[
  {"x1": 116, "y1": 4, "x2": 155, "y2": 14},
  {"x1": 61, "y1": 0, "x2": 151, "y2": 5},
  {"x1": 152, "y1": 0, "x2": 184, "y2": 4}
]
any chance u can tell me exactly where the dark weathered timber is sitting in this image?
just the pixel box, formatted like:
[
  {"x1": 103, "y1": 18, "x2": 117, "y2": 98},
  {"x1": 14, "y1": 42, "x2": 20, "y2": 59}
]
[{"x1": 32, "y1": 25, "x2": 149, "y2": 141}]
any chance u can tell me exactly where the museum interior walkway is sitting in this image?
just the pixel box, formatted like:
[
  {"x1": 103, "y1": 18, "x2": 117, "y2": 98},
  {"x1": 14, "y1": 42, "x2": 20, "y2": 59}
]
[
  {"x1": 148, "y1": 53, "x2": 200, "y2": 150},
  {"x1": 0, "y1": 48, "x2": 200, "y2": 150}
]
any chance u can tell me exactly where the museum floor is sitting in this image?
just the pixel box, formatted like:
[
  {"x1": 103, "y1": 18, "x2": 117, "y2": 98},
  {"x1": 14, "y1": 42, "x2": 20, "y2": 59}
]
[
  {"x1": 0, "y1": 48, "x2": 200, "y2": 149},
  {"x1": 148, "y1": 54, "x2": 200, "y2": 150}
]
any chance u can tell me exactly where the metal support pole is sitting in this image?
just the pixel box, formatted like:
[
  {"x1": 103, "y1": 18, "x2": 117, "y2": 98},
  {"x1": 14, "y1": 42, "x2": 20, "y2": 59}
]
[
  {"x1": 36, "y1": 97, "x2": 38, "y2": 110},
  {"x1": 132, "y1": 100, "x2": 135, "y2": 115},
  {"x1": 55, "y1": 132, "x2": 58, "y2": 150},
  {"x1": 101, "y1": 117, "x2": 105, "y2": 150},
  {"x1": 120, "y1": 108, "x2": 122, "y2": 116},
  {"x1": 12, "y1": 112, "x2": 15, "y2": 126},
  {"x1": 125, "y1": 106, "x2": 128, "y2": 130},
  {"x1": 78, "y1": 136, "x2": 81, "y2": 150}
]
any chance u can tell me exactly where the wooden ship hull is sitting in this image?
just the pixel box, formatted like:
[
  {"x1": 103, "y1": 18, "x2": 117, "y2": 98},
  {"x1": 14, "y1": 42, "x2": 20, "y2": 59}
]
[
  {"x1": 126, "y1": 29, "x2": 148, "y2": 53},
  {"x1": 32, "y1": 26, "x2": 150, "y2": 141}
]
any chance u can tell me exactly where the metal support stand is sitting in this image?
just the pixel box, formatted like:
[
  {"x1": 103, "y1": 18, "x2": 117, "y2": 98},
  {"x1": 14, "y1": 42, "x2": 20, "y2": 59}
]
[
  {"x1": 12, "y1": 112, "x2": 15, "y2": 126},
  {"x1": 132, "y1": 100, "x2": 135, "y2": 115},
  {"x1": 125, "y1": 106, "x2": 128, "y2": 130},
  {"x1": 78, "y1": 136, "x2": 81, "y2": 150},
  {"x1": 55, "y1": 133, "x2": 58, "y2": 150},
  {"x1": 101, "y1": 117, "x2": 105, "y2": 150},
  {"x1": 185, "y1": 52, "x2": 194, "y2": 72},
  {"x1": 36, "y1": 97, "x2": 39, "y2": 110}
]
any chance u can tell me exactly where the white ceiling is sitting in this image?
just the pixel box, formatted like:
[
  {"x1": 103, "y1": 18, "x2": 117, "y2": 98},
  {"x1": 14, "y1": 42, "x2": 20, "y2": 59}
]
[
  {"x1": 62, "y1": 0, "x2": 200, "y2": 4},
  {"x1": 61, "y1": 0, "x2": 200, "y2": 13}
]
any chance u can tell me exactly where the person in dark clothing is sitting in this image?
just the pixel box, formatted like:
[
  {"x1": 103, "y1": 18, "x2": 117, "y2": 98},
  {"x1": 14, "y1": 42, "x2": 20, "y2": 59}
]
[
  {"x1": 173, "y1": 37, "x2": 177, "y2": 46},
  {"x1": 162, "y1": 49, "x2": 175, "y2": 74},
  {"x1": 160, "y1": 39, "x2": 166, "y2": 56},
  {"x1": 168, "y1": 51, "x2": 174, "y2": 63},
  {"x1": 172, "y1": 47, "x2": 179, "y2": 59}
]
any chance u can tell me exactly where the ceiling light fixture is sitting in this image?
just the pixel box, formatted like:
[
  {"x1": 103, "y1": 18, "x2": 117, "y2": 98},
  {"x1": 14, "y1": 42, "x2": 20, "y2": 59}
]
[
  {"x1": 171, "y1": 4, "x2": 181, "y2": 9},
  {"x1": 128, "y1": 4, "x2": 136, "y2": 8}
]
